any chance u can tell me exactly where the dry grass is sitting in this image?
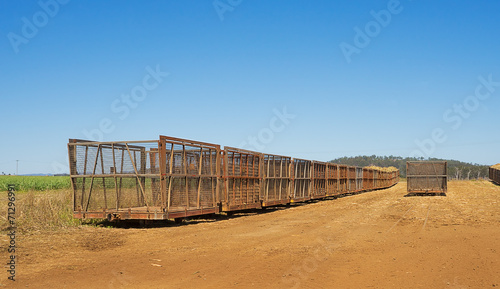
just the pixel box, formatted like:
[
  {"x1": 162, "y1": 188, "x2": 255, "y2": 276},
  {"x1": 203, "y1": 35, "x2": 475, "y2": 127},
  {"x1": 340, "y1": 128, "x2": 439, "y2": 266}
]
[
  {"x1": 0, "y1": 189, "x2": 82, "y2": 233},
  {"x1": 492, "y1": 163, "x2": 500, "y2": 170}
]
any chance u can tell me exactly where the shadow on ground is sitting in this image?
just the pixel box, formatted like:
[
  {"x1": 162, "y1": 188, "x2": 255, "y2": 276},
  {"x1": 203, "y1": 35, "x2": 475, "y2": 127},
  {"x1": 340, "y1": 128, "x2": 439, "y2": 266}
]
[{"x1": 404, "y1": 192, "x2": 447, "y2": 197}]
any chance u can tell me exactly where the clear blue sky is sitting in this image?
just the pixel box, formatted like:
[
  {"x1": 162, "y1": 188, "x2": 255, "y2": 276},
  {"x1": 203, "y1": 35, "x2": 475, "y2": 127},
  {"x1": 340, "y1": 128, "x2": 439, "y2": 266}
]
[{"x1": 1, "y1": 0, "x2": 500, "y2": 174}]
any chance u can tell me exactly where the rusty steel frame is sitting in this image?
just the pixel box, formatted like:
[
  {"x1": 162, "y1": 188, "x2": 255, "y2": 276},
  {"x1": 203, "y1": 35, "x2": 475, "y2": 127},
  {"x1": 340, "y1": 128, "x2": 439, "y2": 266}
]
[
  {"x1": 338, "y1": 165, "x2": 348, "y2": 193},
  {"x1": 222, "y1": 147, "x2": 262, "y2": 211},
  {"x1": 355, "y1": 167, "x2": 363, "y2": 192},
  {"x1": 69, "y1": 139, "x2": 160, "y2": 219},
  {"x1": 490, "y1": 166, "x2": 500, "y2": 185},
  {"x1": 291, "y1": 158, "x2": 312, "y2": 202},
  {"x1": 362, "y1": 168, "x2": 374, "y2": 191},
  {"x1": 261, "y1": 153, "x2": 292, "y2": 207},
  {"x1": 159, "y1": 135, "x2": 221, "y2": 217},
  {"x1": 311, "y1": 161, "x2": 327, "y2": 199},
  {"x1": 347, "y1": 166, "x2": 357, "y2": 193},
  {"x1": 326, "y1": 163, "x2": 339, "y2": 196},
  {"x1": 407, "y1": 161, "x2": 447, "y2": 194},
  {"x1": 69, "y1": 135, "x2": 400, "y2": 221}
]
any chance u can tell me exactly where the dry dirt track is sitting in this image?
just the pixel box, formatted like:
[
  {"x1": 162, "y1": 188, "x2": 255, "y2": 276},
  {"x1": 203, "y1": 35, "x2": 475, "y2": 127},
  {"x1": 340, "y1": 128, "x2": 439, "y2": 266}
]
[{"x1": 2, "y1": 180, "x2": 500, "y2": 289}]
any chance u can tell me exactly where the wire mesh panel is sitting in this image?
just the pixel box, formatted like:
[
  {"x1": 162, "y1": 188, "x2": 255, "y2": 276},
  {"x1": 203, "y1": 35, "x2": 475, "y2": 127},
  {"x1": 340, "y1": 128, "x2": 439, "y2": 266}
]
[
  {"x1": 388, "y1": 171, "x2": 399, "y2": 187},
  {"x1": 378, "y1": 171, "x2": 386, "y2": 188},
  {"x1": 407, "y1": 161, "x2": 447, "y2": 194},
  {"x1": 327, "y1": 163, "x2": 339, "y2": 196},
  {"x1": 490, "y1": 166, "x2": 500, "y2": 185},
  {"x1": 362, "y1": 168, "x2": 374, "y2": 191},
  {"x1": 292, "y1": 158, "x2": 312, "y2": 201},
  {"x1": 68, "y1": 139, "x2": 162, "y2": 219},
  {"x1": 373, "y1": 170, "x2": 379, "y2": 189},
  {"x1": 160, "y1": 136, "x2": 221, "y2": 214},
  {"x1": 347, "y1": 166, "x2": 356, "y2": 192},
  {"x1": 356, "y1": 167, "x2": 363, "y2": 191},
  {"x1": 262, "y1": 154, "x2": 291, "y2": 206},
  {"x1": 222, "y1": 147, "x2": 262, "y2": 211},
  {"x1": 312, "y1": 161, "x2": 327, "y2": 199},
  {"x1": 379, "y1": 171, "x2": 398, "y2": 188},
  {"x1": 338, "y1": 165, "x2": 348, "y2": 194}
]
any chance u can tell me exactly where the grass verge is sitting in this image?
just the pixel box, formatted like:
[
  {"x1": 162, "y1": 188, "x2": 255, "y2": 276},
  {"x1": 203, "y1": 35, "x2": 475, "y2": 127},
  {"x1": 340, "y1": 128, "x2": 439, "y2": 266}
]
[
  {"x1": 0, "y1": 189, "x2": 84, "y2": 234},
  {"x1": 0, "y1": 176, "x2": 71, "y2": 191}
]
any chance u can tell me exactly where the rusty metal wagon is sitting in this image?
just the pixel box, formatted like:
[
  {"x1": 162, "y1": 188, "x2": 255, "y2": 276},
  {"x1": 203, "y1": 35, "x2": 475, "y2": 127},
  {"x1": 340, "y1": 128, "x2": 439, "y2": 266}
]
[
  {"x1": 407, "y1": 161, "x2": 447, "y2": 194},
  {"x1": 489, "y1": 165, "x2": 500, "y2": 185},
  {"x1": 68, "y1": 136, "x2": 221, "y2": 221}
]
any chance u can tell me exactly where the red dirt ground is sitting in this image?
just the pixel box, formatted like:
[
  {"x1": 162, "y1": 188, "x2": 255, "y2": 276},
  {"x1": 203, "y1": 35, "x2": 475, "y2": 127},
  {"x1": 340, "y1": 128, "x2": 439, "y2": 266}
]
[{"x1": 1, "y1": 180, "x2": 499, "y2": 288}]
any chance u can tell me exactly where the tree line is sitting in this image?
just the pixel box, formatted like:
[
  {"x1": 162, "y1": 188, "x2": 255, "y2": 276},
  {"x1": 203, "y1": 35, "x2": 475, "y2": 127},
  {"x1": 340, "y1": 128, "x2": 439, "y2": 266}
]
[{"x1": 329, "y1": 155, "x2": 491, "y2": 180}]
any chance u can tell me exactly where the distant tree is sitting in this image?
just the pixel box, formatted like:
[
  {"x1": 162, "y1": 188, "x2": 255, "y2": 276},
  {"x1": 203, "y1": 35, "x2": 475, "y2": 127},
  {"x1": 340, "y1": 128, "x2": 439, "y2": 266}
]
[{"x1": 330, "y1": 155, "x2": 489, "y2": 179}]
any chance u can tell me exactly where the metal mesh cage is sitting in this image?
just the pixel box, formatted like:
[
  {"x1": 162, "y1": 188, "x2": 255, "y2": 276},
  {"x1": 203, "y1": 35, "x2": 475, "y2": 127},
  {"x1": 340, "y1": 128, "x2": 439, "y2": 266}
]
[
  {"x1": 362, "y1": 168, "x2": 374, "y2": 191},
  {"x1": 348, "y1": 167, "x2": 356, "y2": 192},
  {"x1": 292, "y1": 159, "x2": 311, "y2": 200},
  {"x1": 338, "y1": 165, "x2": 348, "y2": 193},
  {"x1": 407, "y1": 161, "x2": 447, "y2": 193},
  {"x1": 356, "y1": 168, "x2": 363, "y2": 191},
  {"x1": 223, "y1": 147, "x2": 262, "y2": 210},
  {"x1": 327, "y1": 163, "x2": 339, "y2": 195},
  {"x1": 312, "y1": 162, "x2": 327, "y2": 198},
  {"x1": 490, "y1": 167, "x2": 500, "y2": 185},
  {"x1": 163, "y1": 140, "x2": 220, "y2": 210},
  {"x1": 262, "y1": 154, "x2": 291, "y2": 205},
  {"x1": 69, "y1": 140, "x2": 162, "y2": 212}
]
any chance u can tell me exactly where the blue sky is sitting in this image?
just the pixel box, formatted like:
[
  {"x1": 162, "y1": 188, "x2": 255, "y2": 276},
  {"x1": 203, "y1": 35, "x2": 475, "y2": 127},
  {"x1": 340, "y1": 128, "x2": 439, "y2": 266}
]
[{"x1": 1, "y1": 0, "x2": 500, "y2": 174}]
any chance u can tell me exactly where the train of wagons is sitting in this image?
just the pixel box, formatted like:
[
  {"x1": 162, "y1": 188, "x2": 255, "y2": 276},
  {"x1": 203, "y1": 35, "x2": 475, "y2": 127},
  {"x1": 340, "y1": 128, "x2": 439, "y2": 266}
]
[{"x1": 68, "y1": 135, "x2": 399, "y2": 221}]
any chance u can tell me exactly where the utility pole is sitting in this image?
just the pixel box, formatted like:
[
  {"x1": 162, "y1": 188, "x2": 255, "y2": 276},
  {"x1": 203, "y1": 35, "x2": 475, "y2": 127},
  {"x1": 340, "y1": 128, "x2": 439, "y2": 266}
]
[{"x1": 16, "y1": 160, "x2": 19, "y2": 175}]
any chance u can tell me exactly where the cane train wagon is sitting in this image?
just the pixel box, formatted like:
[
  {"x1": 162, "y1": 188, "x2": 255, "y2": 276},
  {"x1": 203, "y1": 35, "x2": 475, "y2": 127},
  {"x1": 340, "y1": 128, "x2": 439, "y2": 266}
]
[
  {"x1": 407, "y1": 161, "x2": 447, "y2": 194},
  {"x1": 490, "y1": 164, "x2": 500, "y2": 185},
  {"x1": 68, "y1": 135, "x2": 399, "y2": 221}
]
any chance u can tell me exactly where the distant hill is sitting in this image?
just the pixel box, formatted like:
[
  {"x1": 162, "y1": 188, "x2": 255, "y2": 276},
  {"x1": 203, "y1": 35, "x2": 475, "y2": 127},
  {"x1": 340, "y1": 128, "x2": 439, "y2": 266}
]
[{"x1": 329, "y1": 155, "x2": 490, "y2": 179}]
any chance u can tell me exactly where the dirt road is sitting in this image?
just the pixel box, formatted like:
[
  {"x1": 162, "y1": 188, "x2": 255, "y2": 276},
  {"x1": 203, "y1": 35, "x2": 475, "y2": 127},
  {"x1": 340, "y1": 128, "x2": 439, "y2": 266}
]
[{"x1": 2, "y1": 180, "x2": 499, "y2": 288}]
